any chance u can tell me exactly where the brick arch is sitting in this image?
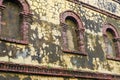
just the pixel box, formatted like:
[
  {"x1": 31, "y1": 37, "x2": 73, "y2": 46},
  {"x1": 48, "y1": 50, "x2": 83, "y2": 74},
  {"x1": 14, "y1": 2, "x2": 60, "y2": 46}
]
[
  {"x1": 0, "y1": 0, "x2": 31, "y2": 14},
  {"x1": 60, "y1": 10, "x2": 84, "y2": 30},
  {"x1": 102, "y1": 23, "x2": 119, "y2": 38},
  {"x1": 60, "y1": 10, "x2": 86, "y2": 55},
  {"x1": 102, "y1": 23, "x2": 120, "y2": 59},
  {"x1": 0, "y1": 0, "x2": 32, "y2": 44}
]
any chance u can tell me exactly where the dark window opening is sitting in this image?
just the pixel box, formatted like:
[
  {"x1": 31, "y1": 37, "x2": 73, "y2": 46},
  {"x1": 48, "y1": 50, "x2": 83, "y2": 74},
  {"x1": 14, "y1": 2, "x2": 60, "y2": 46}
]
[
  {"x1": 65, "y1": 16, "x2": 78, "y2": 51},
  {"x1": 103, "y1": 23, "x2": 120, "y2": 61},
  {"x1": 0, "y1": 0, "x2": 32, "y2": 44},
  {"x1": 106, "y1": 29, "x2": 116, "y2": 57},
  {"x1": 1, "y1": 1, "x2": 22, "y2": 40}
]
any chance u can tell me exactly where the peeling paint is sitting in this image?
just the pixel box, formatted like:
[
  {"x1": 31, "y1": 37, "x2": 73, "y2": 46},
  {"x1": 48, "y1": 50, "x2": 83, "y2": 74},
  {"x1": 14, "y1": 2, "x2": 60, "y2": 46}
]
[{"x1": 0, "y1": 0, "x2": 120, "y2": 79}]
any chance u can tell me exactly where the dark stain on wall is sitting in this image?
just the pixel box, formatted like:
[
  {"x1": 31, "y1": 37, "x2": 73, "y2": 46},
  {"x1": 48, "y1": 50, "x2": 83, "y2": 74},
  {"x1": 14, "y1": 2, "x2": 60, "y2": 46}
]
[
  {"x1": 31, "y1": 10, "x2": 41, "y2": 24},
  {"x1": 0, "y1": 76, "x2": 6, "y2": 80},
  {"x1": 23, "y1": 77, "x2": 32, "y2": 80},
  {"x1": 78, "y1": 8, "x2": 105, "y2": 69},
  {"x1": 70, "y1": 56, "x2": 88, "y2": 68},
  {"x1": 0, "y1": 74, "x2": 32, "y2": 80},
  {"x1": 0, "y1": 41, "x2": 31, "y2": 59},
  {"x1": 97, "y1": 0, "x2": 117, "y2": 13},
  {"x1": 70, "y1": 35, "x2": 105, "y2": 70},
  {"x1": 29, "y1": 21, "x2": 65, "y2": 66},
  {"x1": 30, "y1": 27, "x2": 43, "y2": 63},
  {"x1": 44, "y1": 42, "x2": 61, "y2": 63},
  {"x1": 103, "y1": 61, "x2": 113, "y2": 71},
  {"x1": 0, "y1": 42, "x2": 9, "y2": 57},
  {"x1": 0, "y1": 41, "x2": 19, "y2": 58},
  {"x1": 6, "y1": 75, "x2": 20, "y2": 80},
  {"x1": 80, "y1": 8, "x2": 104, "y2": 32},
  {"x1": 85, "y1": 34, "x2": 105, "y2": 70},
  {"x1": 63, "y1": 77, "x2": 70, "y2": 80}
]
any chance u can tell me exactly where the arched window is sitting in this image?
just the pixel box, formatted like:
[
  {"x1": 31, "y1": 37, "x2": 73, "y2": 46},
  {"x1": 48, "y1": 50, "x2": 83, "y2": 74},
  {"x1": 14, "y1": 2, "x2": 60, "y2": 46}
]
[
  {"x1": 65, "y1": 16, "x2": 78, "y2": 51},
  {"x1": 103, "y1": 23, "x2": 120, "y2": 60},
  {"x1": 0, "y1": 0, "x2": 32, "y2": 44},
  {"x1": 60, "y1": 10, "x2": 86, "y2": 55}
]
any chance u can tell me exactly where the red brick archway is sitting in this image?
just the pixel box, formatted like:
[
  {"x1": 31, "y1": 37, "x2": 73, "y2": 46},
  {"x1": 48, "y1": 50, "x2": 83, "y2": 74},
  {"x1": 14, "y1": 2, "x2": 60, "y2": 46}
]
[
  {"x1": 0, "y1": 0, "x2": 32, "y2": 44},
  {"x1": 60, "y1": 10, "x2": 86, "y2": 55}
]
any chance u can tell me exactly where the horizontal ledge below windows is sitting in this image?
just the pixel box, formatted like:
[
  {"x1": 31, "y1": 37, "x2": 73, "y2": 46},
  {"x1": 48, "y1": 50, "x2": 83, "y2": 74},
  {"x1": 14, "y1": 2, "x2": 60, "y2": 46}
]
[
  {"x1": 62, "y1": 49, "x2": 87, "y2": 56},
  {"x1": 0, "y1": 37, "x2": 28, "y2": 44},
  {"x1": 0, "y1": 61, "x2": 120, "y2": 79},
  {"x1": 106, "y1": 55, "x2": 120, "y2": 61}
]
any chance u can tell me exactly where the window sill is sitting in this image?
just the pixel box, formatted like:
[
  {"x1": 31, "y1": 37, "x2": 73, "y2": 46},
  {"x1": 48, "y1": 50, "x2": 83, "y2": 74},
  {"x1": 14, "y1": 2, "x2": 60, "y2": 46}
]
[
  {"x1": 0, "y1": 37, "x2": 28, "y2": 44},
  {"x1": 106, "y1": 55, "x2": 120, "y2": 61},
  {"x1": 62, "y1": 49, "x2": 87, "y2": 56}
]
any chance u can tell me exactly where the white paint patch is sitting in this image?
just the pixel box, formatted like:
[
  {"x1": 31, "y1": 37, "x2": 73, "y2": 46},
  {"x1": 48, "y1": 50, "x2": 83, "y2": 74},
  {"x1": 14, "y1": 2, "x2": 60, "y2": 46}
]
[{"x1": 42, "y1": 43, "x2": 49, "y2": 48}]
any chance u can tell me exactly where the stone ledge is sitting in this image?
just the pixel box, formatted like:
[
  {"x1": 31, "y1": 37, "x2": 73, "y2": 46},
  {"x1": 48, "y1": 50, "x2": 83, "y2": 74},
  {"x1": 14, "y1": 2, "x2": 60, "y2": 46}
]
[{"x1": 0, "y1": 61, "x2": 120, "y2": 80}]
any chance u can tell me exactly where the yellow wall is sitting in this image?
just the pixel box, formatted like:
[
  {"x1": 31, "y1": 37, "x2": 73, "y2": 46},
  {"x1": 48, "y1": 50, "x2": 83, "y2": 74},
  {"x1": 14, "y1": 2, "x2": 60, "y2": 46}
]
[{"x1": 0, "y1": 0, "x2": 120, "y2": 79}]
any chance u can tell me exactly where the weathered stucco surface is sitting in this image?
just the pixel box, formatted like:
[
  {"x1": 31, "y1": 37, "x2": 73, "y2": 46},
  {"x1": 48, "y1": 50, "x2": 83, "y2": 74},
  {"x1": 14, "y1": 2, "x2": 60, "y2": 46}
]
[
  {"x1": 80, "y1": 0, "x2": 120, "y2": 16},
  {"x1": 0, "y1": 0, "x2": 120, "y2": 79},
  {"x1": 0, "y1": 72, "x2": 95, "y2": 80}
]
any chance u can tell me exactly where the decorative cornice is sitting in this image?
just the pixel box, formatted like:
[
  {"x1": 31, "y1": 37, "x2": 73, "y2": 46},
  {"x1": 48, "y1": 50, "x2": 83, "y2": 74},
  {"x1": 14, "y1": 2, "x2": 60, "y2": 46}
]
[
  {"x1": 113, "y1": 0, "x2": 120, "y2": 4},
  {"x1": 67, "y1": 0, "x2": 120, "y2": 20},
  {"x1": 0, "y1": 62, "x2": 120, "y2": 80}
]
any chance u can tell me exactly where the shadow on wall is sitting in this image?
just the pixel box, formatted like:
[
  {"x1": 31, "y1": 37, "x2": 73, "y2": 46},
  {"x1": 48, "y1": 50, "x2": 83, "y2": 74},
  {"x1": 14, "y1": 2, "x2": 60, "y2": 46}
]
[{"x1": 0, "y1": 75, "x2": 32, "y2": 80}]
